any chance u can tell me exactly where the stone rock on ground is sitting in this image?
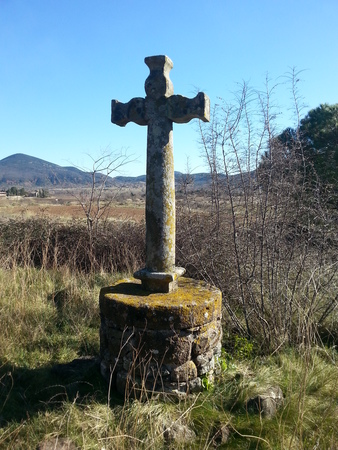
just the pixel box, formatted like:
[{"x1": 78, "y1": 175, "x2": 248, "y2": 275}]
[
  {"x1": 163, "y1": 422, "x2": 196, "y2": 445},
  {"x1": 212, "y1": 424, "x2": 230, "y2": 446},
  {"x1": 247, "y1": 386, "x2": 284, "y2": 418},
  {"x1": 171, "y1": 360, "x2": 197, "y2": 382}
]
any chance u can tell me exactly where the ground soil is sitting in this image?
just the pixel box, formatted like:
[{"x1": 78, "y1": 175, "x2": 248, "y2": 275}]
[
  {"x1": 0, "y1": 192, "x2": 145, "y2": 223},
  {"x1": 0, "y1": 185, "x2": 209, "y2": 222}
]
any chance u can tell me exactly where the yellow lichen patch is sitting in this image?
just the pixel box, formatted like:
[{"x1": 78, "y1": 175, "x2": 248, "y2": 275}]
[{"x1": 100, "y1": 277, "x2": 222, "y2": 330}]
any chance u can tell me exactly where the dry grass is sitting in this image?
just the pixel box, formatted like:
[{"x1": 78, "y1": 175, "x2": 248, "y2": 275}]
[
  {"x1": 0, "y1": 269, "x2": 336, "y2": 449},
  {"x1": 0, "y1": 191, "x2": 145, "y2": 222}
]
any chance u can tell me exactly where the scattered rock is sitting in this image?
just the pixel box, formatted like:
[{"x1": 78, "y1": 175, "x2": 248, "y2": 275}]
[
  {"x1": 247, "y1": 386, "x2": 284, "y2": 418},
  {"x1": 188, "y1": 376, "x2": 203, "y2": 393},
  {"x1": 212, "y1": 424, "x2": 230, "y2": 446},
  {"x1": 164, "y1": 422, "x2": 196, "y2": 445},
  {"x1": 171, "y1": 361, "x2": 197, "y2": 382},
  {"x1": 195, "y1": 351, "x2": 215, "y2": 376}
]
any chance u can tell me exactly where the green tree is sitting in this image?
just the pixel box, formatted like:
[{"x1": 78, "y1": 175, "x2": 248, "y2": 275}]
[
  {"x1": 6, "y1": 187, "x2": 17, "y2": 196},
  {"x1": 37, "y1": 188, "x2": 49, "y2": 198},
  {"x1": 300, "y1": 103, "x2": 338, "y2": 187},
  {"x1": 257, "y1": 127, "x2": 302, "y2": 192},
  {"x1": 259, "y1": 104, "x2": 338, "y2": 197},
  {"x1": 6, "y1": 186, "x2": 27, "y2": 196}
]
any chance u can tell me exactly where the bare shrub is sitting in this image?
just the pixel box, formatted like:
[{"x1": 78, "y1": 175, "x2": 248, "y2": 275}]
[
  {"x1": 71, "y1": 150, "x2": 131, "y2": 241},
  {"x1": 177, "y1": 74, "x2": 337, "y2": 350},
  {"x1": 0, "y1": 218, "x2": 145, "y2": 274}
]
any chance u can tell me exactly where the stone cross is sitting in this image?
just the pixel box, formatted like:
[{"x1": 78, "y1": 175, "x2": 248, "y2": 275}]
[{"x1": 111, "y1": 55, "x2": 210, "y2": 293}]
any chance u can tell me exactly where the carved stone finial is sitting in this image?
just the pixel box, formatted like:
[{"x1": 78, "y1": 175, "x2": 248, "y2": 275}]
[{"x1": 144, "y1": 55, "x2": 174, "y2": 99}]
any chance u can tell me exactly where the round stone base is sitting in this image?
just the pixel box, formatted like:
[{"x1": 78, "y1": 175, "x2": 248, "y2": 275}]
[{"x1": 99, "y1": 277, "x2": 222, "y2": 397}]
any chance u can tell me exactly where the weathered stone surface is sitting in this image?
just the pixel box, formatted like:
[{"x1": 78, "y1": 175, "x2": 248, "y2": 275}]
[
  {"x1": 100, "y1": 277, "x2": 222, "y2": 330},
  {"x1": 192, "y1": 319, "x2": 222, "y2": 356},
  {"x1": 188, "y1": 377, "x2": 203, "y2": 393},
  {"x1": 100, "y1": 277, "x2": 222, "y2": 396},
  {"x1": 247, "y1": 386, "x2": 284, "y2": 418},
  {"x1": 212, "y1": 424, "x2": 230, "y2": 445},
  {"x1": 136, "y1": 329, "x2": 193, "y2": 365},
  {"x1": 101, "y1": 326, "x2": 193, "y2": 365},
  {"x1": 213, "y1": 340, "x2": 222, "y2": 357},
  {"x1": 171, "y1": 360, "x2": 197, "y2": 382},
  {"x1": 111, "y1": 55, "x2": 209, "y2": 293},
  {"x1": 167, "y1": 92, "x2": 210, "y2": 123},
  {"x1": 163, "y1": 381, "x2": 189, "y2": 395},
  {"x1": 194, "y1": 351, "x2": 215, "y2": 376},
  {"x1": 163, "y1": 422, "x2": 196, "y2": 445},
  {"x1": 100, "y1": 327, "x2": 135, "y2": 359},
  {"x1": 116, "y1": 370, "x2": 131, "y2": 396}
]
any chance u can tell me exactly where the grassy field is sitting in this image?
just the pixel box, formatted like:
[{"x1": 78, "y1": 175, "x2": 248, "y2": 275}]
[
  {"x1": 0, "y1": 189, "x2": 337, "y2": 449},
  {"x1": 0, "y1": 267, "x2": 337, "y2": 449}
]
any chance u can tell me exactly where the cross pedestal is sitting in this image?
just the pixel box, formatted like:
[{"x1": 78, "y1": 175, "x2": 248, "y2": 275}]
[{"x1": 111, "y1": 55, "x2": 210, "y2": 292}]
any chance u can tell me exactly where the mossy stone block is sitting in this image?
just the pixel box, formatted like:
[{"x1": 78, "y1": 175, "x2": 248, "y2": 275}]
[{"x1": 100, "y1": 277, "x2": 222, "y2": 330}]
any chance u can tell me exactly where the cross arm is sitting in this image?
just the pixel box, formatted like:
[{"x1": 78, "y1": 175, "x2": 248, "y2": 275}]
[
  {"x1": 167, "y1": 92, "x2": 210, "y2": 124},
  {"x1": 111, "y1": 97, "x2": 147, "y2": 127}
]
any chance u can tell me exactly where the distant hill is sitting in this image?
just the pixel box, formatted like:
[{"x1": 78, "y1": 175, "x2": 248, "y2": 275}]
[
  {"x1": 101, "y1": 172, "x2": 220, "y2": 188},
  {"x1": 0, "y1": 153, "x2": 252, "y2": 189},
  {"x1": 113, "y1": 175, "x2": 146, "y2": 184},
  {"x1": 112, "y1": 173, "x2": 209, "y2": 186},
  {"x1": 0, "y1": 154, "x2": 190, "y2": 189},
  {"x1": 0, "y1": 154, "x2": 96, "y2": 188}
]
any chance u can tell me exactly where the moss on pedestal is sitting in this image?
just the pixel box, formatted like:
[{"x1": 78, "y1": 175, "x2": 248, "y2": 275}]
[
  {"x1": 99, "y1": 277, "x2": 222, "y2": 396},
  {"x1": 100, "y1": 277, "x2": 221, "y2": 330}
]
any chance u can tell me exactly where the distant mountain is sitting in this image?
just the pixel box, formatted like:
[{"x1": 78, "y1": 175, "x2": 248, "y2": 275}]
[
  {"x1": 0, "y1": 154, "x2": 96, "y2": 188},
  {"x1": 112, "y1": 172, "x2": 215, "y2": 187},
  {"x1": 113, "y1": 175, "x2": 146, "y2": 184},
  {"x1": 108, "y1": 171, "x2": 250, "y2": 189},
  {"x1": 0, "y1": 153, "x2": 252, "y2": 189}
]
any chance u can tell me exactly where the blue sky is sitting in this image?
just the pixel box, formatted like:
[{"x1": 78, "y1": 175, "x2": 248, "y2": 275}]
[{"x1": 1, "y1": 0, "x2": 337, "y2": 176}]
